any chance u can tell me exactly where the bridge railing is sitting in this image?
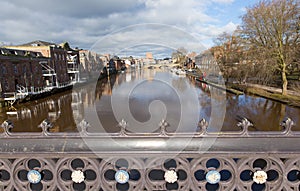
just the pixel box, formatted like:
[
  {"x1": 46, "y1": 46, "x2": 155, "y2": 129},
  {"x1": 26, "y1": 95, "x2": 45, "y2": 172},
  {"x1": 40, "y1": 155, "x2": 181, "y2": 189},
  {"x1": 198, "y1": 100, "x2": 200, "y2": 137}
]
[{"x1": 0, "y1": 118, "x2": 299, "y2": 191}]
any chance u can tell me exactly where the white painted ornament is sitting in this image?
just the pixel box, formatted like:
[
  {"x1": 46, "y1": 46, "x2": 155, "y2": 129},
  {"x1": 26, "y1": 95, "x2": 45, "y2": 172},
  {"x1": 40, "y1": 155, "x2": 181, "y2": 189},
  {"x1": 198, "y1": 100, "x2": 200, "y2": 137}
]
[
  {"x1": 71, "y1": 170, "x2": 85, "y2": 183},
  {"x1": 164, "y1": 170, "x2": 178, "y2": 183},
  {"x1": 253, "y1": 170, "x2": 268, "y2": 184}
]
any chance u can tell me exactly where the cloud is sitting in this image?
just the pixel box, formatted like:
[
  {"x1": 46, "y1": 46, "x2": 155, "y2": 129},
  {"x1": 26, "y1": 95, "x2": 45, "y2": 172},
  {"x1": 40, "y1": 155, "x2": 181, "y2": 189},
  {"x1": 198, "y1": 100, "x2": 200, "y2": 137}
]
[
  {"x1": 211, "y1": 0, "x2": 235, "y2": 3},
  {"x1": 90, "y1": 24, "x2": 207, "y2": 58},
  {"x1": 5, "y1": 0, "x2": 140, "y2": 18},
  {"x1": 195, "y1": 22, "x2": 238, "y2": 38},
  {"x1": 240, "y1": 7, "x2": 247, "y2": 12},
  {"x1": 0, "y1": 0, "x2": 242, "y2": 56}
]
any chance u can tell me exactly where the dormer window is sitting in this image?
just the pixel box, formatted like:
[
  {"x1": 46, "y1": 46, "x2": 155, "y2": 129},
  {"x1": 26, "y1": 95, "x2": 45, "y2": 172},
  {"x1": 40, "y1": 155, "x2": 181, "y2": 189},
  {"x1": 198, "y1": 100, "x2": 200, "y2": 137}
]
[{"x1": 31, "y1": 43, "x2": 39, "y2": 47}]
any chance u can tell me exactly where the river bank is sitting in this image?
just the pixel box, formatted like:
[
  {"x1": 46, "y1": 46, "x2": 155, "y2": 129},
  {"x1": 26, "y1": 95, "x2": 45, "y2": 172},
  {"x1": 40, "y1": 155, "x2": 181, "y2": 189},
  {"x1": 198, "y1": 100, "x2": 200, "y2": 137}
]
[
  {"x1": 187, "y1": 72, "x2": 300, "y2": 108},
  {"x1": 228, "y1": 83, "x2": 300, "y2": 107},
  {"x1": 0, "y1": 75, "x2": 105, "y2": 108}
]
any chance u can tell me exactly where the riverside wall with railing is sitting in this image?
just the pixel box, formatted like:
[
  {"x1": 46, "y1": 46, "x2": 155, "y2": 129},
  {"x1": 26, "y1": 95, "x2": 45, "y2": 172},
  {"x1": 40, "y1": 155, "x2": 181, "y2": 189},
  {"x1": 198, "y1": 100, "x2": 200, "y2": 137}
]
[{"x1": 0, "y1": 118, "x2": 299, "y2": 191}]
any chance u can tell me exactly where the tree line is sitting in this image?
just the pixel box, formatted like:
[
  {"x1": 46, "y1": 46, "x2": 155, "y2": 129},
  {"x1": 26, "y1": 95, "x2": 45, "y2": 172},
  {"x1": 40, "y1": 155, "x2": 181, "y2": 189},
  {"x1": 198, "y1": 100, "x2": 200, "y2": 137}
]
[{"x1": 212, "y1": 0, "x2": 299, "y2": 95}]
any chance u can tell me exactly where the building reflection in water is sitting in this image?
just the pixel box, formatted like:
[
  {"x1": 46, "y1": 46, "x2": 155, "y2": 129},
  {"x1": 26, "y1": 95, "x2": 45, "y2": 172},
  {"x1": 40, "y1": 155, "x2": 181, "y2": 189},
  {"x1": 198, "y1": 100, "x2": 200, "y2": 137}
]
[
  {"x1": 0, "y1": 92, "x2": 77, "y2": 132},
  {"x1": 1, "y1": 67, "x2": 300, "y2": 133}
]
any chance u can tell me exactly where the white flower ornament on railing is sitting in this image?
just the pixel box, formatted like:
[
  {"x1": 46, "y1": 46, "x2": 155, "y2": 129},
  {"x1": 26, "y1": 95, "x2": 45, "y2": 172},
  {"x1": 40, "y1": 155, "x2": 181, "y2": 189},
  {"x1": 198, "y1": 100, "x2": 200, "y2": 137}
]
[
  {"x1": 71, "y1": 170, "x2": 85, "y2": 183},
  {"x1": 164, "y1": 170, "x2": 178, "y2": 183},
  {"x1": 253, "y1": 170, "x2": 267, "y2": 184}
]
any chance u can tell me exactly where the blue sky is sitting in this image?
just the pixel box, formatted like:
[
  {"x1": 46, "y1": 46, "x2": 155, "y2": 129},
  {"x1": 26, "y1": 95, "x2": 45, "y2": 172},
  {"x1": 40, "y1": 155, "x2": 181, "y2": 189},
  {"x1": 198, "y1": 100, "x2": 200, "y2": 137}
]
[{"x1": 0, "y1": 0, "x2": 260, "y2": 58}]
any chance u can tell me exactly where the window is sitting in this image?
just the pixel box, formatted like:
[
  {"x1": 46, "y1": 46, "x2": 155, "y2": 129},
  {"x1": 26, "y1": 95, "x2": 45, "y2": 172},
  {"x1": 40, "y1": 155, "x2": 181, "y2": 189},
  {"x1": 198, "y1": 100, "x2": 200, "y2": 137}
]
[
  {"x1": 14, "y1": 65, "x2": 18, "y2": 74},
  {"x1": 34, "y1": 65, "x2": 39, "y2": 72},
  {"x1": 2, "y1": 66, "x2": 6, "y2": 74},
  {"x1": 4, "y1": 80, "x2": 9, "y2": 91}
]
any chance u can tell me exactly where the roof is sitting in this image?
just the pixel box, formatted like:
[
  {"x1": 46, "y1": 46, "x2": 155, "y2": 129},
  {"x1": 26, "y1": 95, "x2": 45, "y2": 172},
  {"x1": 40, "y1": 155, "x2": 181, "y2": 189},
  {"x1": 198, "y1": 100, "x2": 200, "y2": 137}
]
[
  {"x1": 0, "y1": 47, "x2": 45, "y2": 58},
  {"x1": 19, "y1": 40, "x2": 57, "y2": 47}
]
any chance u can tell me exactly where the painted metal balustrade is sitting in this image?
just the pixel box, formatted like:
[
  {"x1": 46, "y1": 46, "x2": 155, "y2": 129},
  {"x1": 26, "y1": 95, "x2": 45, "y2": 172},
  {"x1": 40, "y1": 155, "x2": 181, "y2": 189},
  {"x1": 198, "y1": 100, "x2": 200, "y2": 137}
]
[{"x1": 0, "y1": 118, "x2": 299, "y2": 190}]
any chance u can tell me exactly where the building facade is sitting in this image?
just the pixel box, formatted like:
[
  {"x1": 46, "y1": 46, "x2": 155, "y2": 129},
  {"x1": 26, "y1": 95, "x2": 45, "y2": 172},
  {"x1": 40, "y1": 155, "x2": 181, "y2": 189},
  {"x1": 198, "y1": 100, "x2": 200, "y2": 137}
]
[
  {"x1": 79, "y1": 50, "x2": 104, "y2": 79},
  {"x1": 59, "y1": 42, "x2": 80, "y2": 83},
  {"x1": 195, "y1": 50, "x2": 219, "y2": 76},
  {"x1": 0, "y1": 48, "x2": 47, "y2": 98},
  {"x1": 5, "y1": 40, "x2": 70, "y2": 87}
]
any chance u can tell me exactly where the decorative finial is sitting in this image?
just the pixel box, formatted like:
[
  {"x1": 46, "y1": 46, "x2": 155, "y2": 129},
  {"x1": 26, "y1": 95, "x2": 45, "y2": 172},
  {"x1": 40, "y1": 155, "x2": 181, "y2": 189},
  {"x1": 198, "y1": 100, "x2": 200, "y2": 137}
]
[
  {"x1": 38, "y1": 119, "x2": 53, "y2": 133},
  {"x1": 159, "y1": 119, "x2": 169, "y2": 136},
  {"x1": 118, "y1": 119, "x2": 127, "y2": 136},
  {"x1": 78, "y1": 119, "x2": 90, "y2": 133},
  {"x1": 198, "y1": 118, "x2": 208, "y2": 133},
  {"x1": 1, "y1": 120, "x2": 14, "y2": 135},
  {"x1": 237, "y1": 118, "x2": 253, "y2": 133},
  {"x1": 280, "y1": 118, "x2": 294, "y2": 134}
]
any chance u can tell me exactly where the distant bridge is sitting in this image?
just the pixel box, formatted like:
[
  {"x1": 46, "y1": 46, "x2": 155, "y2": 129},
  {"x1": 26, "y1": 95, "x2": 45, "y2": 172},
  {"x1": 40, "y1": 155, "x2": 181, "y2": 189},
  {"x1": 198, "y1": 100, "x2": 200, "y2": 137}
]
[{"x1": 143, "y1": 62, "x2": 180, "y2": 68}]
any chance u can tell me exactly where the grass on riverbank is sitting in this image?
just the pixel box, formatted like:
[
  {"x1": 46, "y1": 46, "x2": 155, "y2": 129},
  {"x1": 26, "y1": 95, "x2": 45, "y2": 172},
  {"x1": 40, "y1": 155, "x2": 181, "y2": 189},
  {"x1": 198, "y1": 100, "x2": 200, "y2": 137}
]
[
  {"x1": 187, "y1": 71, "x2": 300, "y2": 107},
  {"x1": 228, "y1": 84, "x2": 300, "y2": 107}
]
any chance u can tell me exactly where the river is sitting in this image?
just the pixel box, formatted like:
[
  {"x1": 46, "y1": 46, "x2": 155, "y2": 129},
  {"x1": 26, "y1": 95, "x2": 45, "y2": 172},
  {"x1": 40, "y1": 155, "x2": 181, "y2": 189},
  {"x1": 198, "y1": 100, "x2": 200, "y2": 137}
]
[{"x1": 0, "y1": 67, "x2": 299, "y2": 133}]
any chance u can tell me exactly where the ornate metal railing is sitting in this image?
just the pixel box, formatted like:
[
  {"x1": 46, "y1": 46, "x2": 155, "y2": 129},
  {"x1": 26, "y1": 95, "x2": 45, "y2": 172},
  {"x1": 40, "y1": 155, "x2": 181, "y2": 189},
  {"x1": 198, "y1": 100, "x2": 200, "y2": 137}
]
[{"x1": 0, "y1": 118, "x2": 299, "y2": 191}]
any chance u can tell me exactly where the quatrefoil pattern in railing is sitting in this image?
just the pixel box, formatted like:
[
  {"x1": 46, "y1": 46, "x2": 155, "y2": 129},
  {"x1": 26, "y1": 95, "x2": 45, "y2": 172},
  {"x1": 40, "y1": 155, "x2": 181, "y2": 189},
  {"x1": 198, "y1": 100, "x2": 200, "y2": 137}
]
[
  {"x1": 12, "y1": 158, "x2": 56, "y2": 190},
  {"x1": 0, "y1": 156, "x2": 299, "y2": 190},
  {"x1": 56, "y1": 158, "x2": 100, "y2": 190}
]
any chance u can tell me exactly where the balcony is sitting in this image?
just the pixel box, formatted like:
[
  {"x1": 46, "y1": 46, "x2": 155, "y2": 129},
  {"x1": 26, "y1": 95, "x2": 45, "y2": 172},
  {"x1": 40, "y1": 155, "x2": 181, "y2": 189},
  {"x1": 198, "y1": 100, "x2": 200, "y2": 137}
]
[{"x1": 67, "y1": 68, "x2": 80, "y2": 74}]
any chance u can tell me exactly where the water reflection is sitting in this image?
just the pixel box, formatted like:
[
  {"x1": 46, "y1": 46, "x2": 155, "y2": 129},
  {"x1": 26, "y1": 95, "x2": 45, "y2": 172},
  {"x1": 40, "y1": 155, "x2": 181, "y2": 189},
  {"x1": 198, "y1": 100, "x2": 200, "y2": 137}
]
[
  {"x1": 0, "y1": 67, "x2": 300, "y2": 132},
  {"x1": 192, "y1": 79, "x2": 300, "y2": 131},
  {"x1": 0, "y1": 92, "x2": 77, "y2": 132},
  {"x1": 92, "y1": 67, "x2": 199, "y2": 133}
]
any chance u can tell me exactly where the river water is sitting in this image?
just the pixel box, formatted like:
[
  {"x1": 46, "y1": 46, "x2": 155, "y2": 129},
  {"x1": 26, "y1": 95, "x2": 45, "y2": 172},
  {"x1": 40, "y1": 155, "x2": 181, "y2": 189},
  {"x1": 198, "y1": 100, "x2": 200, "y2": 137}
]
[{"x1": 0, "y1": 67, "x2": 299, "y2": 133}]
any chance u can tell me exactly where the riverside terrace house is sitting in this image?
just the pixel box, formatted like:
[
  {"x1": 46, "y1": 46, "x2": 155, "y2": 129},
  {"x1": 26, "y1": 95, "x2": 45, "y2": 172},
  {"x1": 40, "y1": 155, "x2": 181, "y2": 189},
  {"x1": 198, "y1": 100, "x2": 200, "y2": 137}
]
[
  {"x1": 5, "y1": 40, "x2": 70, "y2": 87},
  {"x1": 79, "y1": 50, "x2": 104, "y2": 79},
  {"x1": 0, "y1": 48, "x2": 46, "y2": 98},
  {"x1": 59, "y1": 42, "x2": 80, "y2": 83},
  {"x1": 195, "y1": 49, "x2": 220, "y2": 75}
]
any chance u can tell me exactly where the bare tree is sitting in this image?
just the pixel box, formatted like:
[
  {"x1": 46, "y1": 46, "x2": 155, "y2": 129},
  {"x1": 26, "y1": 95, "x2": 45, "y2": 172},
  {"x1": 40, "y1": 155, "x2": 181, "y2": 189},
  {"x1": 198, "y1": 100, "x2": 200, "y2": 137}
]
[
  {"x1": 171, "y1": 47, "x2": 188, "y2": 67},
  {"x1": 212, "y1": 32, "x2": 245, "y2": 83},
  {"x1": 239, "y1": 0, "x2": 300, "y2": 95}
]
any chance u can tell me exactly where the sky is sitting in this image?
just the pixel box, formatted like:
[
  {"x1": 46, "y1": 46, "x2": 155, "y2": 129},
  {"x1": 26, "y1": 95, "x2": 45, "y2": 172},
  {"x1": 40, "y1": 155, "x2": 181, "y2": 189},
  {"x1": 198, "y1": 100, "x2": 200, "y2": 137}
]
[{"x1": 0, "y1": 0, "x2": 260, "y2": 58}]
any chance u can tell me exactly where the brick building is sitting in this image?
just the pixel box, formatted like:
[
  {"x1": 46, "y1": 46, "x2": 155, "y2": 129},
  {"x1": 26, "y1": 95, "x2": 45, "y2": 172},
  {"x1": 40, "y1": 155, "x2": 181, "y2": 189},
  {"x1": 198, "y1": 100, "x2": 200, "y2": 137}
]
[
  {"x1": 0, "y1": 48, "x2": 48, "y2": 98},
  {"x1": 5, "y1": 40, "x2": 70, "y2": 87},
  {"x1": 60, "y1": 42, "x2": 80, "y2": 83}
]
